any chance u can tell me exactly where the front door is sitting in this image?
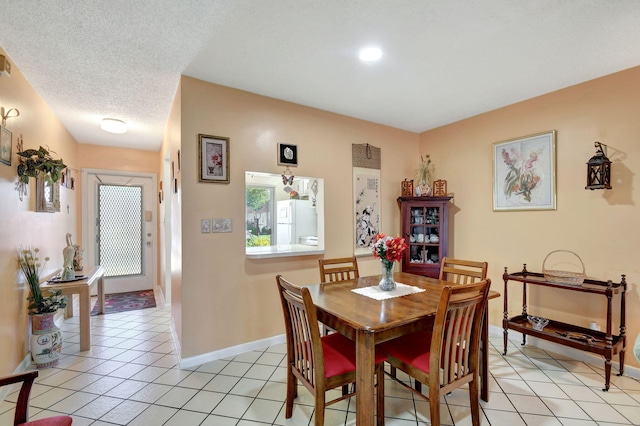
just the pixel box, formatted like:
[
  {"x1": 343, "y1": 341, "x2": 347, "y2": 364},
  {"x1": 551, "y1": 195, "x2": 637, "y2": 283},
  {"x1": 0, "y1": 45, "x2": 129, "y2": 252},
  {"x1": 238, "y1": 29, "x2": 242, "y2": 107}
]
[{"x1": 83, "y1": 169, "x2": 156, "y2": 294}]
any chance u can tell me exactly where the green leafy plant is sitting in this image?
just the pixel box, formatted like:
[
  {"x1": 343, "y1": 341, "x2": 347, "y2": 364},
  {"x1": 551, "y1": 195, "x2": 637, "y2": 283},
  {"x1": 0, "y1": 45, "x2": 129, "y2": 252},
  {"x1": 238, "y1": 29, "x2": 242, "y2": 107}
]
[{"x1": 16, "y1": 146, "x2": 66, "y2": 183}]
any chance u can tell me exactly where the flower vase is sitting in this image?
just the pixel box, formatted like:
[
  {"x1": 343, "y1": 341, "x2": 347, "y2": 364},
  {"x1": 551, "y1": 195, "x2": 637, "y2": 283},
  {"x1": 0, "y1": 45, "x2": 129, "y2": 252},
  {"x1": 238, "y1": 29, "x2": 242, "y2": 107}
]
[
  {"x1": 30, "y1": 313, "x2": 62, "y2": 368},
  {"x1": 379, "y1": 261, "x2": 396, "y2": 291}
]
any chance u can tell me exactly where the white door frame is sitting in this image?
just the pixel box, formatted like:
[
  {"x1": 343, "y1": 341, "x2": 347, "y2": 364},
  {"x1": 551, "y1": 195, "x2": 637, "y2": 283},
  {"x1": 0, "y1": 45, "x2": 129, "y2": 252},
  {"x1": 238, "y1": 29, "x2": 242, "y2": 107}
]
[{"x1": 82, "y1": 168, "x2": 157, "y2": 293}]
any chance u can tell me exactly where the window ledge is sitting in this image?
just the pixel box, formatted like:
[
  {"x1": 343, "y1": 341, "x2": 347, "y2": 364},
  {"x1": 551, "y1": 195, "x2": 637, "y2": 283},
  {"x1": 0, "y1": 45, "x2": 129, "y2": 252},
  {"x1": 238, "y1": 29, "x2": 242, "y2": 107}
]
[{"x1": 246, "y1": 244, "x2": 324, "y2": 259}]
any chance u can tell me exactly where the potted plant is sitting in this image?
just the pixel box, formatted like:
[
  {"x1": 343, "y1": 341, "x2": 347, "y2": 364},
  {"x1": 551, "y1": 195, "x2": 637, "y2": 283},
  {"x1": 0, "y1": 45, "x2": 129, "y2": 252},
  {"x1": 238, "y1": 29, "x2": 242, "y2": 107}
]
[
  {"x1": 414, "y1": 154, "x2": 434, "y2": 196},
  {"x1": 16, "y1": 146, "x2": 66, "y2": 184},
  {"x1": 18, "y1": 247, "x2": 67, "y2": 368}
]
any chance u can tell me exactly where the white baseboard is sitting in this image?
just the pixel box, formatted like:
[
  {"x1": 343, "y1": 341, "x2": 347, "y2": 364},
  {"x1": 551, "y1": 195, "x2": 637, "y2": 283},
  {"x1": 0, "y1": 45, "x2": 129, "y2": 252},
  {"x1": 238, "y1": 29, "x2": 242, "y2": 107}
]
[
  {"x1": 489, "y1": 324, "x2": 640, "y2": 380},
  {"x1": 179, "y1": 334, "x2": 286, "y2": 370}
]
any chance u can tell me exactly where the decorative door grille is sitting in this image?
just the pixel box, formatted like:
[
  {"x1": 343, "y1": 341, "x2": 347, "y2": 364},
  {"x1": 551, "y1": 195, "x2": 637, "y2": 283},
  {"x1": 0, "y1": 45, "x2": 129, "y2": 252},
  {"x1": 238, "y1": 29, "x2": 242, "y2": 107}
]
[{"x1": 97, "y1": 184, "x2": 144, "y2": 277}]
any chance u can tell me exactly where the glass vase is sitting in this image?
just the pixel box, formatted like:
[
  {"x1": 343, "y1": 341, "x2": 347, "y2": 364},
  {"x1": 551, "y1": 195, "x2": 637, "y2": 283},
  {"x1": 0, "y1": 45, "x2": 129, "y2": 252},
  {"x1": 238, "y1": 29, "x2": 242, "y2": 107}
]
[{"x1": 379, "y1": 260, "x2": 396, "y2": 291}]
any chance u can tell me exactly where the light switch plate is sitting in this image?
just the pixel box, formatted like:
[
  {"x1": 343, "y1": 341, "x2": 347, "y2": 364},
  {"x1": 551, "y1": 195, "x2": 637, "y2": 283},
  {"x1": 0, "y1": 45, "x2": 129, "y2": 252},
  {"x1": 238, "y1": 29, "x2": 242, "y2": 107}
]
[
  {"x1": 201, "y1": 219, "x2": 211, "y2": 233},
  {"x1": 212, "y1": 218, "x2": 232, "y2": 233}
]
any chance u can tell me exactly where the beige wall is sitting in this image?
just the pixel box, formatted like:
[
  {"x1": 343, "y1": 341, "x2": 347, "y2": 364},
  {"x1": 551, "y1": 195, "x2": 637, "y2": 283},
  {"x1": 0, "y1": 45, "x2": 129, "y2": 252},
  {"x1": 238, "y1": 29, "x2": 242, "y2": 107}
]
[
  {"x1": 177, "y1": 77, "x2": 419, "y2": 357},
  {"x1": 0, "y1": 47, "x2": 80, "y2": 375},
  {"x1": 419, "y1": 66, "x2": 640, "y2": 369},
  {"x1": 77, "y1": 144, "x2": 160, "y2": 174}
]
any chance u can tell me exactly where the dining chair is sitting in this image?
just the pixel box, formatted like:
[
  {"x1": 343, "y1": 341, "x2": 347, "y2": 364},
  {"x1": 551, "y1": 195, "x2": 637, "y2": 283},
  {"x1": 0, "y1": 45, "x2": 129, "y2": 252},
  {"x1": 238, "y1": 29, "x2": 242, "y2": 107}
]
[
  {"x1": 439, "y1": 257, "x2": 488, "y2": 284},
  {"x1": 276, "y1": 275, "x2": 386, "y2": 426},
  {"x1": 380, "y1": 279, "x2": 491, "y2": 426},
  {"x1": 318, "y1": 256, "x2": 359, "y2": 282},
  {"x1": 389, "y1": 257, "x2": 488, "y2": 384},
  {"x1": 0, "y1": 371, "x2": 73, "y2": 426}
]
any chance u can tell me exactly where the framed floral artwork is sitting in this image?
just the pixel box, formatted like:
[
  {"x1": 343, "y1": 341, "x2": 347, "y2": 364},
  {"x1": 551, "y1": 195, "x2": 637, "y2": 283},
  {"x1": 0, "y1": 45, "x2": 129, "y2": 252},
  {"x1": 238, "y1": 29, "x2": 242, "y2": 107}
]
[
  {"x1": 493, "y1": 130, "x2": 556, "y2": 211},
  {"x1": 198, "y1": 134, "x2": 230, "y2": 183}
]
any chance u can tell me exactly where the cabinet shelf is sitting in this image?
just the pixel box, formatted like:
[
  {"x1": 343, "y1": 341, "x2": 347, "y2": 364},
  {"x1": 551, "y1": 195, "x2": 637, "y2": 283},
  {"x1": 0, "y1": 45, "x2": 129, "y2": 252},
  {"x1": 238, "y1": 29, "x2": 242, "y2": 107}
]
[{"x1": 503, "y1": 265, "x2": 627, "y2": 391}]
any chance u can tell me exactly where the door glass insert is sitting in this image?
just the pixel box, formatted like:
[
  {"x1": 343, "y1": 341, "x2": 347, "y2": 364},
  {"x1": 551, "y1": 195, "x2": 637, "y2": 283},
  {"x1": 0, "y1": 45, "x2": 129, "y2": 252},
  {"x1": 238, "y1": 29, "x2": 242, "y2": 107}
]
[{"x1": 98, "y1": 184, "x2": 144, "y2": 277}]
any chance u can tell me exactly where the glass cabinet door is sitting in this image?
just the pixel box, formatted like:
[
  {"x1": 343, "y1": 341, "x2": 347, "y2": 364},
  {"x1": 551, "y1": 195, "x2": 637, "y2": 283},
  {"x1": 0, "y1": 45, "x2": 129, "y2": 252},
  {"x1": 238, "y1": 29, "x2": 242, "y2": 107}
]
[{"x1": 408, "y1": 206, "x2": 441, "y2": 265}]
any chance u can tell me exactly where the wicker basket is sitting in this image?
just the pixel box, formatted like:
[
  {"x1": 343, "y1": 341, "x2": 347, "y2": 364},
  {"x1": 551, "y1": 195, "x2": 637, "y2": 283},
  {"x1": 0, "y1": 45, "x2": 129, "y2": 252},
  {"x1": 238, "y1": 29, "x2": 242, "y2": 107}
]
[{"x1": 542, "y1": 250, "x2": 586, "y2": 285}]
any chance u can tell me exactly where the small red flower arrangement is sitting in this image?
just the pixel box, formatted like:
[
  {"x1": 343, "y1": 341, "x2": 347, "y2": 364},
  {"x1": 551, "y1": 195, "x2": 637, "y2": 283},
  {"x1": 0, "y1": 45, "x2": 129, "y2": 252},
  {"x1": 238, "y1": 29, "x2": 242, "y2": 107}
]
[{"x1": 371, "y1": 233, "x2": 408, "y2": 264}]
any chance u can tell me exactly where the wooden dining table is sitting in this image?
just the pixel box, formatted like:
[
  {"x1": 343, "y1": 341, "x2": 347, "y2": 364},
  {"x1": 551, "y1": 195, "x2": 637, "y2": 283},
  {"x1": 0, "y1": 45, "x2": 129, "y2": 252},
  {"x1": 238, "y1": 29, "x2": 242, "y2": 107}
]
[{"x1": 304, "y1": 271, "x2": 499, "y2": 426}]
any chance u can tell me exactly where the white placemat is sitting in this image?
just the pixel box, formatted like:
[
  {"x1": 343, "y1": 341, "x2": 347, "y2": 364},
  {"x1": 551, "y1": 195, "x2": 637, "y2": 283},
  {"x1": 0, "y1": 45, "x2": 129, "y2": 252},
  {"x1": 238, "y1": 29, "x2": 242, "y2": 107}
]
[{"x1": 351, "y1": 282, "x2": 426, "y2": 300}]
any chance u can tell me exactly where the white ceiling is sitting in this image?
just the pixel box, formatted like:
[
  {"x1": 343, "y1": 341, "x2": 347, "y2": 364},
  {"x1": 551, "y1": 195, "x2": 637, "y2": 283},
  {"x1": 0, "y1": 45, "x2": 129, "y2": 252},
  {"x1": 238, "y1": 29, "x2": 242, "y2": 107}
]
[{"x1": 2, "y1": 1, "x2": 640, "y2": 152}]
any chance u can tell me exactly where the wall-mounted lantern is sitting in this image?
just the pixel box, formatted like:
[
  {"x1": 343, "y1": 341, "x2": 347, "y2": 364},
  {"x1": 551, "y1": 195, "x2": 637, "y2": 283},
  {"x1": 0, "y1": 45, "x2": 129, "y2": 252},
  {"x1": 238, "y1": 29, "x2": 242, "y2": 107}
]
[{"x1": 585, "y1": 141, "x2": 612, "y2": 190}]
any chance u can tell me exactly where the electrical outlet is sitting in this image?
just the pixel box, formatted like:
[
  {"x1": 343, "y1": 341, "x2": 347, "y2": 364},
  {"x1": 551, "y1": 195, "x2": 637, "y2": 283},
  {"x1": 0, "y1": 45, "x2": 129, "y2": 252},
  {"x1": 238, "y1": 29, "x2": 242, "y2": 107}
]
[
  {"x1": 201, "y1": 219, "x2": 211, "y2": 233},
  {"x1": 212, "y1": 218, "x2": 232, "y2": 233}
]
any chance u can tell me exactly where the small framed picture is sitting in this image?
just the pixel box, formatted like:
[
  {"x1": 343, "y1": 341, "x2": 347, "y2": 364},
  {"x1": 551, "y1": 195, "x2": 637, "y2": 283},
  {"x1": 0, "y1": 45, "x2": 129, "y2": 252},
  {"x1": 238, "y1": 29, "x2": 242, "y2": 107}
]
[
  {"x1": 278, "y1": 143, "x2": 298, "y2": 166},
  {"x1": 0, "y1": 126, "x2": 12, "y2": 166},
  {"x1": 199, "y1": 134, "x2": 230, "y2": 183}
]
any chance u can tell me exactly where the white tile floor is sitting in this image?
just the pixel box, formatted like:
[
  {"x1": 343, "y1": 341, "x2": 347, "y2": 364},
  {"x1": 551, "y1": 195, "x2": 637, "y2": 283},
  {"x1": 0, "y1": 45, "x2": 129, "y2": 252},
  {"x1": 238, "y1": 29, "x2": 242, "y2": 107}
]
[{"x1": 2, "y1": 294, "x2": 639, "y2": 425}]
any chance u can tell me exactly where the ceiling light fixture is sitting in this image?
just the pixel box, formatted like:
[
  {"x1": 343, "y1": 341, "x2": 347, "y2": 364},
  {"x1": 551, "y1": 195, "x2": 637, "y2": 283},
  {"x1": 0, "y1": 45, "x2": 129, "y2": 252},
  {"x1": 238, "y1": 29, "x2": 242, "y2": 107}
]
[
  {"x1": 101, "y1": 118, "x2": 127, "y2": 134},
  {"x1": 359, "y1": 47, "x2": 383, "y2": 62}
]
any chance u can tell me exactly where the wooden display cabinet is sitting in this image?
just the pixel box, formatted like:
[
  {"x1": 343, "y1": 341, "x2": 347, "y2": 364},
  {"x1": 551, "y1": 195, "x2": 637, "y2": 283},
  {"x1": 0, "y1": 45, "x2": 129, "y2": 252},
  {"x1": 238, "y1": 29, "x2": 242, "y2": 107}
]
[
  {"x1": 397, "y1": 196, "x2": 452, "y2": 278},
  {"x1": 502, "y1": 264, "x2": 626, "y2": 391}
]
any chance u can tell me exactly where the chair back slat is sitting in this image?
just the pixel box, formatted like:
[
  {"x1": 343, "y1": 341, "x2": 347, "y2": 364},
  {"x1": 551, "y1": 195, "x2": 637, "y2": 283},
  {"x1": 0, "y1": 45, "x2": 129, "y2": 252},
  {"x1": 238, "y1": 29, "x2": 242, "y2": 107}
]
[
  {"x1": 319, "y1": 256, "x2": 359, "y2": 282},
  {"x1": 439, "y1": 257, "x2": 488, "y2": 285},
  {"x1": 431, "y1": 280, "x2": 490, "y2": 390}
]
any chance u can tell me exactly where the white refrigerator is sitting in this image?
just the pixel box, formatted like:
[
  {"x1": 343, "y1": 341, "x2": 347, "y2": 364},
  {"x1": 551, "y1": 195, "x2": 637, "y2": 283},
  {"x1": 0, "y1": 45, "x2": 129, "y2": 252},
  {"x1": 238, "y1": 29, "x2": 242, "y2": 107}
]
[{"x1": 276, "y1": 199, "x2": 317, "y2": 245}]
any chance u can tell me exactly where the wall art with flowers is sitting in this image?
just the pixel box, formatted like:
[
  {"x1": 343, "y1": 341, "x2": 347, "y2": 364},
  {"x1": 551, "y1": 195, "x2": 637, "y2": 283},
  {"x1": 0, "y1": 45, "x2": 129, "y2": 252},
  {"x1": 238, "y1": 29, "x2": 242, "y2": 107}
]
[
  {"x1": 493, "y1": 130, "x2": 556, "y2": 211},
  {"x1": 198, "y1": 134, "x2": 230, "y2": 184}
]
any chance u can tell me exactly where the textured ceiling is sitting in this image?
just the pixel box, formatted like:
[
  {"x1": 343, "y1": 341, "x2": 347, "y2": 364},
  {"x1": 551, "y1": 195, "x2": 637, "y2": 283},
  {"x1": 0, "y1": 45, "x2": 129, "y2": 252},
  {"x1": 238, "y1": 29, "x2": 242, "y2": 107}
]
[{"x1": 2, "y1": 1, "x2": 640, "y2": 151}]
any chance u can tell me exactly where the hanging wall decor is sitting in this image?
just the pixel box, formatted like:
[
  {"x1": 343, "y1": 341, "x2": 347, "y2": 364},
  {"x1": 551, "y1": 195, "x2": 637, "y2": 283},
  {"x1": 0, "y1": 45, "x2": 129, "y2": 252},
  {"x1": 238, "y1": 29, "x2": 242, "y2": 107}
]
[
  {"x1": 352, "y1": 143, "x2": 381, "y2": 256},
  {"x1": 0, "y1": 125, "x2": 11, "y2": 166},
  {"x1": 277, "y1": 143, "x2": 298, "y2": 166},
  {"x1": 493, "y1": 130, "x2": 556, "y2": 211},
  {"x1": 198, "y1": 134, "x2": 230, "y2": 183}
]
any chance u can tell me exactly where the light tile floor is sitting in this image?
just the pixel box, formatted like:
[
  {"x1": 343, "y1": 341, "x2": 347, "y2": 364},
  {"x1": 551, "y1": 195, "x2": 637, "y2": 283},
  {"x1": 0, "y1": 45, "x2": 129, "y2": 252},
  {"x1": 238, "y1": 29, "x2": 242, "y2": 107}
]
[{"x1": 2, "y1": 294, "x2": 639, "y2": 425}]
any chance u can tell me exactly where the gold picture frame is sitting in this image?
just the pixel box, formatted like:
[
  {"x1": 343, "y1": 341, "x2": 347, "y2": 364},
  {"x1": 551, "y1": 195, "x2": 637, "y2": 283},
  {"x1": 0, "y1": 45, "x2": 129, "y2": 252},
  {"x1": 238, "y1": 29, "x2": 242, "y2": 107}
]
[{"x1": 36, "y1": 177, "x2": 61, "y2": 213}]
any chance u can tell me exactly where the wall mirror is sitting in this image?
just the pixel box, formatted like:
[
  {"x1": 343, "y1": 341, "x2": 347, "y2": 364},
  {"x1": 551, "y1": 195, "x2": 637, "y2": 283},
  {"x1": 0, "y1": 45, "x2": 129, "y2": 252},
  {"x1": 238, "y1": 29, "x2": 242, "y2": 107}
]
[
  {"x1": 36, "y1": 176, "x2": 60, "y2": 213},
  {"x1": 245, "y1": 171, "x2": 324, "y2": 258}
]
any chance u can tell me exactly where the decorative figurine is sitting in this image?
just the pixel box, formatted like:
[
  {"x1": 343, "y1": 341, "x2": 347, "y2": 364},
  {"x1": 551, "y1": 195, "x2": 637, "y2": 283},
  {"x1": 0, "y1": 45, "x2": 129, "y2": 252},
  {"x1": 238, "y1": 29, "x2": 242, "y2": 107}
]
[{"x1": 62, "y1": 233, "x2": 75, "y2": 280}]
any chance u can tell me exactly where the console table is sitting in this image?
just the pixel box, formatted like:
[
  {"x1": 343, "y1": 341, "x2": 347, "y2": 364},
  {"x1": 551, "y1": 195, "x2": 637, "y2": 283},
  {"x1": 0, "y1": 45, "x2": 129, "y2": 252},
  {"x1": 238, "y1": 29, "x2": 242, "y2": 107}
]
[
  {"x1": 42, "y1": 265, "x2": 105, "y2": 351},
  {"x1": 502, "y1": 264, "x2": 626, "y2": 391}
]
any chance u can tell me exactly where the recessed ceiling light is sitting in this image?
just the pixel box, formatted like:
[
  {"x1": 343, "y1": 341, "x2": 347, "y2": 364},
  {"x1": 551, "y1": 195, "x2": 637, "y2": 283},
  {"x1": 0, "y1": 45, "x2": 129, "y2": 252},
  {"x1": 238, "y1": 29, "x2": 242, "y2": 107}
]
[
  {"x1": 359, "y1": 47, "x2": 383, "y2": 62},
  {"x1": 101, "y1": 118, "x2": 127, "y2": 134}
]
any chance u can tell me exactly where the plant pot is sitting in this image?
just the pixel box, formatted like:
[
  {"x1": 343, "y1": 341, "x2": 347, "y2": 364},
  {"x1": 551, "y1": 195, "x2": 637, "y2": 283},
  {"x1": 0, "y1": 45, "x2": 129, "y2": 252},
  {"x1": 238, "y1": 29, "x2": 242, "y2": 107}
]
[{"x1": 30, "y1": 313, "x2": 62, "y2": 369}]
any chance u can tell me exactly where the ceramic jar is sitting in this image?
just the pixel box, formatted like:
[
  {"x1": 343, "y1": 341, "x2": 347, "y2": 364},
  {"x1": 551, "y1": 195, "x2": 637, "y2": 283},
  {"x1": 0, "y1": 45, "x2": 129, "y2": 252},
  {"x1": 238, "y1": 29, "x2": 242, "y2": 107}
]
[{"x1": 30, "y1": 313, "x2": 63, "y2": 368}]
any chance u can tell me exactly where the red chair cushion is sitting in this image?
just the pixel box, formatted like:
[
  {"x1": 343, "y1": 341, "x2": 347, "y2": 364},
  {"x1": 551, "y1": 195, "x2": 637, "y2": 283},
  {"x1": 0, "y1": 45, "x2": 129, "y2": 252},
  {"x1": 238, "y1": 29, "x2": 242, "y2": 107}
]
[
  {"x1": 19, "y1": 415, "x2": 73, "y2": 426},
  {"x1": 321, "y1": 333, "x2": 387, "y2": 378},
  {"x1": 379, "y1": 330, "x2": 433, "y2": 373}
]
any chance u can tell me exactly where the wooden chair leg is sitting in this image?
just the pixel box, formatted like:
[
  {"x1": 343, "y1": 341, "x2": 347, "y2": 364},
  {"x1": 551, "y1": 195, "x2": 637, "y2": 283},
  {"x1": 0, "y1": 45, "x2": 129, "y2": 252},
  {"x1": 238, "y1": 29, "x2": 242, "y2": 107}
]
[
  {"x1": 469, "y1": 376, "x2": 481, "y2": 426},
  {"x1": 314, "y1": 391, "x2": 326, "y2": 426},
  {"x1": 429, "y1": 386, "x2": 440, "y2": 426},
  {"x1": 285, "y1": 370, "x2": 296, "y2": 418}
]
